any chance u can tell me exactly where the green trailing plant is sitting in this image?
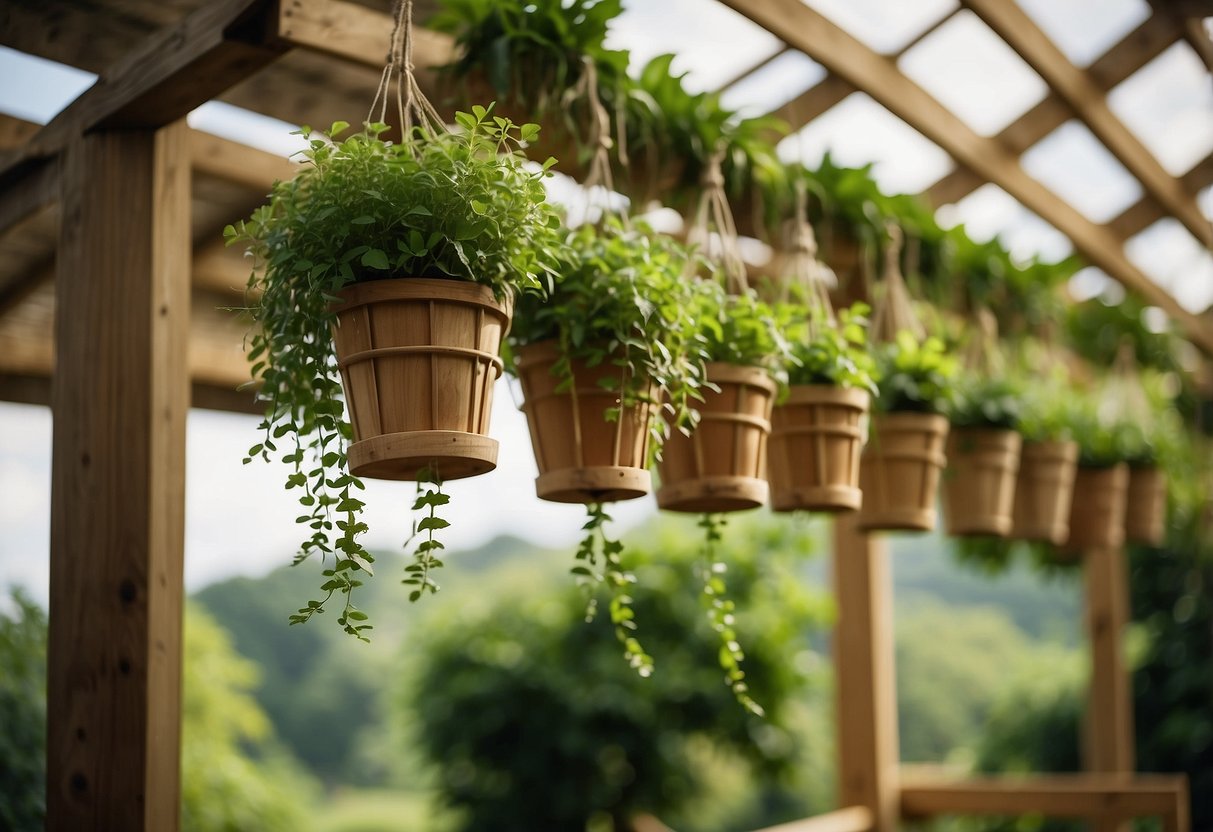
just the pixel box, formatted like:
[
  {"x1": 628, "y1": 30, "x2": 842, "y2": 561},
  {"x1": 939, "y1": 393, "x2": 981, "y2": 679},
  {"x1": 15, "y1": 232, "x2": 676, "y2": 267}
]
[
  {"x1": 226, "y1": 108, "x2": 565, "y2": 636},
  {"x1": 698, "y1": 513, "x2": 763, "y2": 716},
  {"x1": 689, "y1": 279, "x2": 793, "y2": 383},
  {"x1": 574, "y1": 503, "x2": 654, "y2": 677},
  {"x1": 783, "y1": 302, "x2": 878, "y2": 394},
  {"x1": 873, "y1": 331, "x2": 957, "y2": 415},
  {"x1": 403, "y1": 467, "x2": 450, "y2": 603},
  {"x1": 506, "y1": 220, "x2": 708, "y2": 457}
]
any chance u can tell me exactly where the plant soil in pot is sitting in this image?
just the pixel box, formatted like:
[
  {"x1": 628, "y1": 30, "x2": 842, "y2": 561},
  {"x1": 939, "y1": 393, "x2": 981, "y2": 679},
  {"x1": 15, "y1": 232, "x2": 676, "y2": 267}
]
[
  {"x1": 332, "y1": 278, "x2": 511, "y2": 481},
  {"x1": 770, "y1": 386, "x2": 869, "y2": 512},
  {"x1": 1065, "y1": 463, "x2": 1130, "y2": 550},
  {"x1": 1012, "y1": 440, "x2": 1079, "y2": 544},
  {"x1": 1125, "y1": 465, "x2": 1167, "y2": 546},
  {"x1": 657, "y1": 362, "x2": 776, "y2": 513},
  {"x1": 943, "y1": 428, "x2": 1022, "y2": 537},
  {"x1": 516, "y1": 339, "x2": 658, "y2": 503},
  {"x1": 858, "y1": 413, "x2": 950, "y2": 532}
]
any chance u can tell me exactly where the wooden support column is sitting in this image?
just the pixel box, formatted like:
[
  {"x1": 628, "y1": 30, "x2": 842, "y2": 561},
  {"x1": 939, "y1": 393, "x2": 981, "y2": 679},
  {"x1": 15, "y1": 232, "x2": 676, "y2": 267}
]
[
  {"x1": 48, "y1": 121, "x2": 190, "y2": 831},
  {"x1": 833, "y1": 515, "x2": 899, "y2": 832},
  {"x1": 1084, "y1": 545, "x2": 1136, "y2": 832}
]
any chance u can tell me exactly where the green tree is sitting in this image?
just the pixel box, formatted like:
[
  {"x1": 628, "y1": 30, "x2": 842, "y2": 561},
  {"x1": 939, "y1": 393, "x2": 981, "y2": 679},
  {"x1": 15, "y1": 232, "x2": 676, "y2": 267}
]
[
  {"x1": 0, "y1": 590, "x2": 47, "y2": 832},
  {"x1": 403, "y1": 514, "x2": 836, "y2": 832}
]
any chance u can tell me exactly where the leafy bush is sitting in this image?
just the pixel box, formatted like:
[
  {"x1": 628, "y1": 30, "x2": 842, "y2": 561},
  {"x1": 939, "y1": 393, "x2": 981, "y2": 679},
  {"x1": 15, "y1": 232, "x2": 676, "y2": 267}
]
[
  {"x1": 784, "y1": 302, "x2": 878, "y2": 394},
  {"x1": 874, "y1": 331, "x2": 956, "y2": 414},
  {"x1": 690, "y1": 281, "x2": 791, "y2": 381},
  {"x1": 950, "y1": 378, "x2": 1022, "y2": 431},
  {"x1": 0, "y1": 590, "x2": 46, "y2": 832}
]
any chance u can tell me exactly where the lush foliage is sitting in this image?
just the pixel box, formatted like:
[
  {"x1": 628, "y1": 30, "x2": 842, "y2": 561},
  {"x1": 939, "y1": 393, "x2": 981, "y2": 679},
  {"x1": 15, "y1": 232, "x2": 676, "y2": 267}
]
[
  {"x1": 0, "y1": 590, "x2": 45, "y2": 832},
  {"x1": 226, "y1": 108, "x2": 564, "y2": 636},
  {"x1": 689, "y1": 281, "x2": 791, "y2": 381},
  {"x1": 507, "y1": 221, "x2": 708, "y2": 457},
  {"x1": 950, "y1": 378, "x2": 1022, "y2": 430},
  {"x1": 783, "y1": 302, "x2": 879, "y2": 394},
  {"x1": 873, "y1": 331, "x2": 956, "y2": 414},
  {"x1": 406, "y1": 516, "x2": 831, "y2": 831}
]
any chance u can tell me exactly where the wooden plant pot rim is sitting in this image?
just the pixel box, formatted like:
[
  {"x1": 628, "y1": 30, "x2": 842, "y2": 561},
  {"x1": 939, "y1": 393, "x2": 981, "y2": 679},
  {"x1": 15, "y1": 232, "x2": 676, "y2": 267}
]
[
  {"x1": 942, "y1": 427, "x2": 1023, "y2": 538},
  {"x1": 769, "y1": 384, "x2": 870, "y2": 514},
  {"x1": 656, "y1": 362, "x2": 776, "y2": 514},
  {"x1": 1011, "y1": 439, "x2": 1079, "y2": 544},
  {"x1": 515, "y1": 338, "x2": 656, "y2": 504},
  {"x1": 857, "y1": 411, "x2": 949, "y2": 533},
  {"x1": 332, "y1": 277, "x2": 512, "y2": 481}
]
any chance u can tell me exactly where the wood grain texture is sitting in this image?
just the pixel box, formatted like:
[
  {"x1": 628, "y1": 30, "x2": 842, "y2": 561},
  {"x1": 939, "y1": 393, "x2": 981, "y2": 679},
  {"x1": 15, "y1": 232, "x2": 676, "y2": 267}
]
[
  {"x1": 716, "y1": 0, "x2": 1213, "y2": 353},
  {"x1": 833, "y1": 515, "x2": 899, "y2": 832},
  {"x1": 1084, "y1": 545, "x2": 1136, "y2": 776},
  {"x1": 961, "y1": 0, "x2": 1211, "y2": 248},
  {"x1": 48, "y1": 122, "x2": 190, "y2": 831}
]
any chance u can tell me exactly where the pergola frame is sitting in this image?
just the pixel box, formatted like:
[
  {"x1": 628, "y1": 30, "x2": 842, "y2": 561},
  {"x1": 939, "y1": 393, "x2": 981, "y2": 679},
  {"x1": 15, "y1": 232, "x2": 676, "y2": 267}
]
[{"x1": 0, "y1": 0, "x2": 1204, "y2": 829}]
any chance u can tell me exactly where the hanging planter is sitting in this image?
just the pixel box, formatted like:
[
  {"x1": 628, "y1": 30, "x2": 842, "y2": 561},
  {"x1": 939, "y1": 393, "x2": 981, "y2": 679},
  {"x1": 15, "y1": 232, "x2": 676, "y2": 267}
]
[
  {"x1": 943, "y1": 428, "x2": 1022, "y2": 537},
  {"x1": 1066, "y1": 463, "x2": 1130, "y2": 550},
  {"x1": 225, "y1": 0, "x2": 568, "y2": 635},
  {"x1": 1125, "y1": 465, "x2": 1167, "y2": 546},
  {"x1": 1012, "y1": 440, "x2": 1079, "y2": 544},
  {"x1": 856, "y1": 228, "x2": 956, "y2": 533},
  {"x1": 333, "y1": 278, "x2": 510, "y2": 480},
  {"x1": 658, "y1": 361, "x2": 778, "y2": 513}
]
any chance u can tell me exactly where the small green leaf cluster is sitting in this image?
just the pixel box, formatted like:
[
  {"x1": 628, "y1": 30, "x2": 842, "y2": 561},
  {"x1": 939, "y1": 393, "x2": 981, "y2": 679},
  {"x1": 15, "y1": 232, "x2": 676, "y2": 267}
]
[
  {"x1": 698, "y1": 513, "x2": 763, "y2": 716},
  {"x1": 1017, "y1": 379, "x2": 1080, "y2": 444},
  {"x1": 404, "y1": 467, "x2": 450, "y2": 602},
  {"x1": 688, "y1": 281, "x2": 792, "y2": 382},
  {"x1": 226, "y1": 106, "x2": 564, "y2": 636},
  {"x1": 1069, "y1": 401, "x2": 1142, "y2": 468},
  {"x1": 783, "y1": 302, "x2": 879, "y2": 394},
  {"x1": 573, "y1": 503, "x2": 653, "y2": 677},
  {"x1": 950, "y1": 378, "x2": 1023, "y2": 431},
  {"x1": 507, "y1": 220, "x2": 709, "y2": 458},
  {"x1": 874, "y1": 331, "x2": 957, "y2": 415}
]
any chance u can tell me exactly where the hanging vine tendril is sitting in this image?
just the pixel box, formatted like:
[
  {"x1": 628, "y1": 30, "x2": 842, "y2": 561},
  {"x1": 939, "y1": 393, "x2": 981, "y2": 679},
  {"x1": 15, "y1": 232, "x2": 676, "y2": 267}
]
[{"x1": 698, "y1": 513, "x2": 764, "y2": 716}]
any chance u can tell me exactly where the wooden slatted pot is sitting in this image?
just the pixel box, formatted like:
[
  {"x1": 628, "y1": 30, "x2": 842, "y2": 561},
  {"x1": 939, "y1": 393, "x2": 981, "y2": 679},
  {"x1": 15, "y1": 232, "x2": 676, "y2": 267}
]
[
  {"x1": 656, "y1": 363, "x2": 775, "y2": 513},
  {"x1": 857, "y1": 413, "x2": 949, "y2": 533},
  {"x1": 331, "y1": 278, "x2": 511, "y2": 481},
  {"x1": 1126, "y1": 465, "x2": 1167, "y2": 546},
  {"x1": 515, "y1": 339, "x2": 657, "y2": 504},
  {"x1": 942, "y1": 428, "x2": 1023, "y2": 537},
  {"x1": 1065, "y1": 463, "x2": 1129, "y2": 550},
  {"x1": 1011, "y1": 440, "x2": 1079, "y2": 544},
  {"x1": 768, "y1": 386, "x2": 870, "y2": 513}
]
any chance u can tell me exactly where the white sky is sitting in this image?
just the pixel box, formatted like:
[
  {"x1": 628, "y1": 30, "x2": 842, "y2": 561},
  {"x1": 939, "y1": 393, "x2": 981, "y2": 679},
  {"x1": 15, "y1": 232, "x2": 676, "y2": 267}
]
[{"x1": 0, "y1": 0, "x2": 1211, "y2": 601}]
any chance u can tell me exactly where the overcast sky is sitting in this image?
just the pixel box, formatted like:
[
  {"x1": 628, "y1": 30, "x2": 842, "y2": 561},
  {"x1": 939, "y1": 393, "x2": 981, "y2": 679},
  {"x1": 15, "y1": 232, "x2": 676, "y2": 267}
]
[{"x1": 0, "y1": 0, "x2": 1210, "y2": 603}]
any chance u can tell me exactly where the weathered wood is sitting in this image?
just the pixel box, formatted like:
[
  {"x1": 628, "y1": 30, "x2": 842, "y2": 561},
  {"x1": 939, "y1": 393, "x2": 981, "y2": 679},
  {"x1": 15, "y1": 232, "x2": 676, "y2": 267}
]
[
  {"x1": 900, "y1": 775, "x2": 1189, "y2": 830},
  {"x1": 748, "y1": 805, "x2": 874, "y2": 832},
  {"x1": 0, "y1": 0, "x2": 285, "y2": 180},
  {"x1": 277, "y1": 0, "x2": 454, "y2": 71},
  {"x1": 925, "y1": 13, "x2": 1183, "y2": 209},
  {"x1": 189, "y1": 130, "x2": 296, "y2": 193},
  {"x1": 716, "y1": 0, "x2": 1213, "y2": 353},
  {"x1": 47, "y1": 122, "x2": 191, "y2": 830},
  {"x1": 961, "y1": 0, "x2": 1211, "y2": 248},
  {"x1": 833, "y1": 516, "x2": 899, "y2": 832},
  {"x1": 0, "y1": 159, "x2": 58, "y2": 243}
]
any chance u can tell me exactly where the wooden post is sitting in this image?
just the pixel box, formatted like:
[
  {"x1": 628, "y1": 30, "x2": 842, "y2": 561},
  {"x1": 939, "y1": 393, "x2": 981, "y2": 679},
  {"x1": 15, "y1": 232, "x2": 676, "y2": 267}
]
[
  {"x1": 833, "y1": 515, "x2": 899, "y2": 831},
  {"x1": 48, "y1": 121, "x2": 190, "y2": 831},
  {"x1": 1084, "y1": 544, "x2": 1136, "y2": 832}
]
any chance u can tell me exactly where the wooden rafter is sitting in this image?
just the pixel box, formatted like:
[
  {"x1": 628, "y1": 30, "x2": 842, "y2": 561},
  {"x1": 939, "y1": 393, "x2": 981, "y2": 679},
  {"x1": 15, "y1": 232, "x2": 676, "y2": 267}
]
[
  {"x1": 1108, "y1": 151, "x2": 1213, "y2": 241},
  {"x1": 961, "y1": 0, "x2": 1211, "y2": 249},
  {"x1": 716, "y1": 0, "x2": 1213, "y2": 353},
  {"x1": 926, "y1": 12, "x2": 1185, "y2": 209}
]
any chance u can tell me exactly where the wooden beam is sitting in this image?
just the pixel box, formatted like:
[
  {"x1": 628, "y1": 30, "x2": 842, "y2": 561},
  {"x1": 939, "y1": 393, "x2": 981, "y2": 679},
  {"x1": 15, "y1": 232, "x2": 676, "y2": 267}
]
[
  {"x1": 715, "y1": 0, "x2": 1213, "y2": 353},
  {"x1": 276, "y1": 0, "x2": 454, "y2": 71},
  {"x1": 0, "y1": 0, "x2": 285, "y2": 180},
  {"x1": 961, "y1": 0, "x2": 1211, "y2": 248},
  {"x1": 748, "y1": 806, "x2": 874, "y2": 832},
  {"x1": 1107, "y1": 151, "x2": 1213, "y2": 241},
  {"x1": 717, "y1": 45, "x2": 792, "y2": 93},
  {"x1": 0, "y1": 160, "x2": 57, "y2": 251},
  {"x1": 833, "y1": 516, "x2": 899, "y2": 832},
  {"x1": 0, "y1": 373, "x2": 262, "y2": 416},
  {"x1": 48, "y1": 121, "x2": 190, "y2": 831},
  {"x1": 1084, "y1": 546, "x2": 1135, "y2": 775},
  {"x1": 766, "y1": 7, "x2": 959, "y2": 139},
  {"x1": 900, "y1": 775, "x2": 1189, "y2": 831},
  {"x1": 926, "y1": 13, "x2": 1184, "y2": 209},
  {"x1": 189, "y1": 131, "x2": 297, "y2": 193}
]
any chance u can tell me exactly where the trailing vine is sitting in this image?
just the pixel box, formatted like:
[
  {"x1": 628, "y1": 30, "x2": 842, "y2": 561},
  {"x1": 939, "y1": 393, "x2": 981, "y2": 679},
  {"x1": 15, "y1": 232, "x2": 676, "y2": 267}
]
[
  {"x1": 404, "y1": 466, "x2": 450, "y2": 601},
  {"x1": 574, "y1": 503, "x2": 654, "y2": 677},
  {"x1": 698, "y1": 513, "x2": 763, "y2": 716}
]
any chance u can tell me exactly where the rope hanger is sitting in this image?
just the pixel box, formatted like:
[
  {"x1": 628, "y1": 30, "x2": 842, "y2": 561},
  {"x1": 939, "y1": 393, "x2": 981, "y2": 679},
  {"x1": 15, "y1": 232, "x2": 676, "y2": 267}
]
[
  {"x1": 685, "y1": 148, "x2": 748, "y2": 295},
  {"x1": 366, "y1": 0, "x2": 447, "y2": 141},
  {"x1": 869, "y1": 223, "x2": 924, "y2": 345}
]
